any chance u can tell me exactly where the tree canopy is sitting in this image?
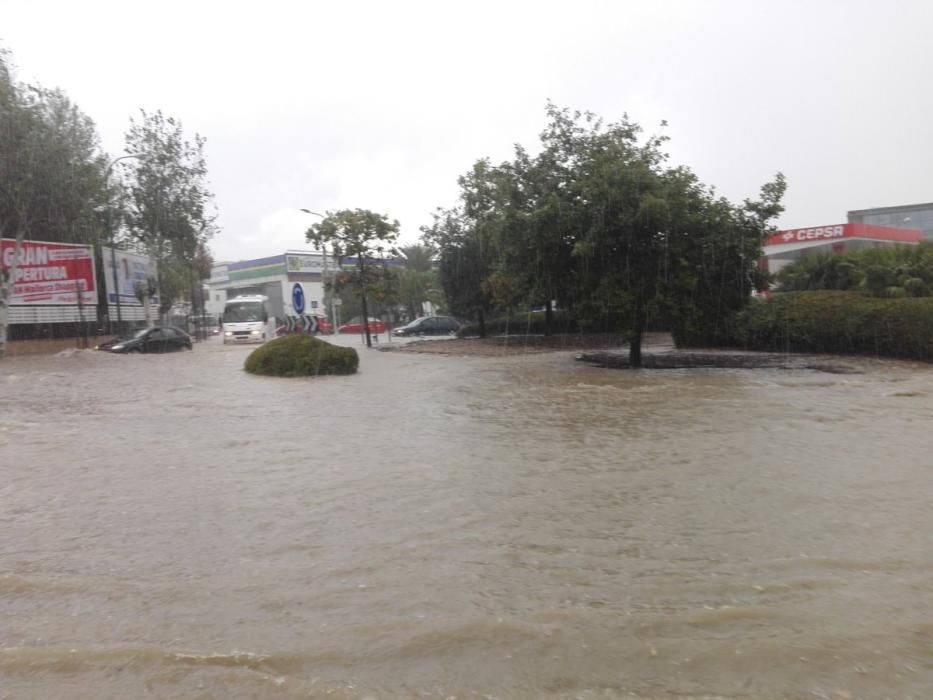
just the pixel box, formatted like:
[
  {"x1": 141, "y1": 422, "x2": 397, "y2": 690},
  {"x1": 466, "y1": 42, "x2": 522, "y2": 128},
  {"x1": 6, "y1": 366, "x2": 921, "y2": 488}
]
[
  {"x1": 424, "y1": 104, "x2": 786, "y2": 365},
  {"x1": 306, "y1": 208, "x2": 399, "y2": 347}
]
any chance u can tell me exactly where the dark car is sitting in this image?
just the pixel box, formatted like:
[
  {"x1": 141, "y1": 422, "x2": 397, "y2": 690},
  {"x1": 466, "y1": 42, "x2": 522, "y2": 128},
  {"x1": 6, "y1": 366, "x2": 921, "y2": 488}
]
[
  {"x1": 97, "y1": 326, "x2": 193, "y2": 353},
  {"x1": 392, "y1": 315, "x2": 460, "y2": 337}
]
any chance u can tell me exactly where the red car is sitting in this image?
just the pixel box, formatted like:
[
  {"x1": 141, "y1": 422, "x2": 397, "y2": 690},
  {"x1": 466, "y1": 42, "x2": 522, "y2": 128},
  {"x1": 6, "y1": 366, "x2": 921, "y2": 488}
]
[{"x1": 338, "y1": 317, "x2": 387, "y2": 334}]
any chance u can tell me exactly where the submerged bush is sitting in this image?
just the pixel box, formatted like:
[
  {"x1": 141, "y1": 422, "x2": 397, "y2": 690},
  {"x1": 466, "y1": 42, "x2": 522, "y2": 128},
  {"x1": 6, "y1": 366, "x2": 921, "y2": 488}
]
[
  {"x1": 734, "y1": 290, "x2": 933, "y2": 360},
  {"x1": 244, "y1": 335, "x2": 359, "y2": 376}
]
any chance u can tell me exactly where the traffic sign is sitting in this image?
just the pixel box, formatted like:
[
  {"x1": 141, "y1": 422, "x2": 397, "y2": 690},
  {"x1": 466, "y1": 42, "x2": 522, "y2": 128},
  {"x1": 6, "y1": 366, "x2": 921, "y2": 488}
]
[
  {"x1": 301, "y1": 314, "x2": 318, "y2": 333},
  {"x1": 291, "y1": 283, "x2": 305, "y2": 315}
]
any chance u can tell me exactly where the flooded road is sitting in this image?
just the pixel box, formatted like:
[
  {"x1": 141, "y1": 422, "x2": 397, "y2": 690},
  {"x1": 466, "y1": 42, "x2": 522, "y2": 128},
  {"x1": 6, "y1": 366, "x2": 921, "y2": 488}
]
[{"x1": 2, "y1": 337, "x2": 932, "y2": 699}]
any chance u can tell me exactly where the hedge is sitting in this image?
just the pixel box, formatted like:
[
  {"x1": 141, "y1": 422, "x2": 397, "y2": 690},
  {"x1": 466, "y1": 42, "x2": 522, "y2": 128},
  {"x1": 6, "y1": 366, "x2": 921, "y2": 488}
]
[
  {"x1": 244, "y1": 335, "x2": 359, "y2": 376},
  {"x1": 734, "y1": 291, "x2": 933, "y2": 360}
]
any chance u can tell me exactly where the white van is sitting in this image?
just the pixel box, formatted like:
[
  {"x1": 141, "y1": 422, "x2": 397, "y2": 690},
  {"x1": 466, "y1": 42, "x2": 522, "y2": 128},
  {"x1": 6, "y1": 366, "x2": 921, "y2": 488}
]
[{"x1": 222, "y1": 295, "x2": 276, "y2": 344}]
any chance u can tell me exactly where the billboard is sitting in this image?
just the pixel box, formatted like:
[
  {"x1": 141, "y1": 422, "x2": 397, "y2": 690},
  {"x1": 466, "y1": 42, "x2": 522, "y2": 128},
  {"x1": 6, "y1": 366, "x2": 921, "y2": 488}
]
[
  {"x1": 0, "y1": 238, "x2": 98, "y2": 324},
  {"x1": 102, "y1": 247, "x2": 159, "y2": 321},
  {"x1": 1, "y1": 238, "x2": 96, "y2": 307},
  {"x1": 286, "y1": 253, "x2": 328, "y2": 274}
]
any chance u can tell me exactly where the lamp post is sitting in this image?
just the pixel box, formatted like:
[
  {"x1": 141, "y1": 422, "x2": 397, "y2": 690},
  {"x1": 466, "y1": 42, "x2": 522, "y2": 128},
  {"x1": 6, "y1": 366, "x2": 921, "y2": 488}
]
[
  {"x1": 104, "y1": 153, "x2": 145, "y2": 332},
  {"x1": 300, "y1": 209, "x2": 338, "y2": 336}
]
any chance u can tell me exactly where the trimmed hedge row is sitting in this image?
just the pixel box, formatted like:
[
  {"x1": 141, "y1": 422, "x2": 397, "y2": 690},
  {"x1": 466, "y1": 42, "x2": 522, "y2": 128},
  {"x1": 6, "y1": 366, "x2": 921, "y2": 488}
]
[
  {"x1": 244, "y1": 335, "x2": 359, "y2": 376},
  {"x1": 734, "y1": 291, "x2": 933, "y2": 360}
]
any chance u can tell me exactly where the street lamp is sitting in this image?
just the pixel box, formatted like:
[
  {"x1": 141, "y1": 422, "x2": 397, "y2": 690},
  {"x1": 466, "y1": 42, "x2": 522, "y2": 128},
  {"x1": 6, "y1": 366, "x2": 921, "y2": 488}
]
[
  {"x1": 104, "y1": 153, "x2": 145, "y2": 331},
  {"x1": 299, "y1": 209, "x2": 338, "y2": 336}
]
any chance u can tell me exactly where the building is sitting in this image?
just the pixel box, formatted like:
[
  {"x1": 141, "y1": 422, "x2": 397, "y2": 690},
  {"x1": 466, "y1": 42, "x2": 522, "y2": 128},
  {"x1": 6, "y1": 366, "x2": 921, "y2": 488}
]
[
  {"x1": 848, "y1": 202, "x2": 933, "y2": 241},
  {"x1": 205, "y1": 250, "x2": 335, "y2": 320},
  {"x1": 762, "y1": 223, "x2": 921, "y2": 276}
]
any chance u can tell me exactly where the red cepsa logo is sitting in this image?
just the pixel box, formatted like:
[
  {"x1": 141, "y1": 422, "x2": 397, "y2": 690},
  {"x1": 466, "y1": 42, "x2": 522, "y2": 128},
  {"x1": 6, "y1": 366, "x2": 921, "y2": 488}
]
[{"x1": 780, "y1": 225, "x2": 845, "y2": 242}]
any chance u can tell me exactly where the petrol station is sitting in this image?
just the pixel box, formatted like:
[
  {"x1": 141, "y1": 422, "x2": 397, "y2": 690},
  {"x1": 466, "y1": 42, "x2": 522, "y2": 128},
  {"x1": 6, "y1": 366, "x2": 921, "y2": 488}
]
[{"x1": 761, "y1": 222, "x2": 922, "y2": 276}]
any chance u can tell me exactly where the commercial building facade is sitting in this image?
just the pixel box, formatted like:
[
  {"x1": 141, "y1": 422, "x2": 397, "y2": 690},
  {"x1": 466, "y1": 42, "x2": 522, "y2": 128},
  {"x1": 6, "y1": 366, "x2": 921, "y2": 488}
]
[
  {"x1": 205, "y1": 251, "x2": 336, "y2": 321},
  {"x1": 848, "y1": 202, "x2": 933, "y2": 241},
  {"x1": 762, "y1": 223, "x2": 921, "y2": 275}
]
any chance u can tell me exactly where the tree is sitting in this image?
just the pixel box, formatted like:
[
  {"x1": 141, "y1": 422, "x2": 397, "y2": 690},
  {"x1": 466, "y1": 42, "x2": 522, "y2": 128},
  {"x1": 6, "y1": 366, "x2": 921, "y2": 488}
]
[
  {"x1": 0, "y1": 49, "x2": 108, "y2": 356},
  {"x1": 121, "y1": 109, "x2": 218, "y2": 316},
  {"x1": 306, "y1": 209, "x2": 399, "y2": 347},
  {"x1": 396, "y1": 244, "x2": 443, "y2": 319},
  {"x1": 422, "y1": 206, "x2": 492, "y2": 337},
  {"x1": 423, "y1": 104, "x2": 786, "y2": 364}
]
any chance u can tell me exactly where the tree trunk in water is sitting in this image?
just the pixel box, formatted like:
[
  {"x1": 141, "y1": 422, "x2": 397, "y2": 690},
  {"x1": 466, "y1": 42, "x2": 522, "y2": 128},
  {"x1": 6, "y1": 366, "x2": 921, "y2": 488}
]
[
  {"x1": 629, "y1": 331, "x2": 642, "y2": 368},
  {"x1": 0, "y1": 235, "x2": 25, "y2": 359},
  {"x1": 477, "y1": 307, "x2": 487, "y2": 338},
  {"x1": 629, "y1": 301, "x2": 646, "y2": 369},
  {"x1": 544, "y1": 299, "x2": 554, "y2": 337}
]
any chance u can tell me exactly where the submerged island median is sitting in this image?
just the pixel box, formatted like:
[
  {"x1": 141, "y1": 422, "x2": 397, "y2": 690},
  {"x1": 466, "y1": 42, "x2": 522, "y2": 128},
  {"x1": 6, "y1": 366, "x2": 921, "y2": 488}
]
[{"x1": 244, "y1": 335, "x2": 359, "y2": 377}]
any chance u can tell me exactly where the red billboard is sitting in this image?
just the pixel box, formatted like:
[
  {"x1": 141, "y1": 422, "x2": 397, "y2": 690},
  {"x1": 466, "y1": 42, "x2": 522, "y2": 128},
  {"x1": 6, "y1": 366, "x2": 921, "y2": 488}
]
[{"x1": 1, "y1": 238, "x2": 97, "y2": 306}]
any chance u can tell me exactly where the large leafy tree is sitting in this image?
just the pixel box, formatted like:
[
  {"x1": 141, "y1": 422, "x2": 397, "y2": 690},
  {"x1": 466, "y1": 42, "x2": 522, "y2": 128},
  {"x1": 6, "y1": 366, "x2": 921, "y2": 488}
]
[
  {"x1": 120, "y1": 109, "x2": 218, "y2": 315},
  {"x1": 306, "y1": 208, "x2": 399, "y2": 347},
  {"x1": 0, "y1": 49, "x2": 108, "y2": 356},
  {"x1": 422, "y1": 205, "x2": 493, "y2": 337},
  {"x1": 425, "y1": 104, "x2": 785, "y2": 365}
]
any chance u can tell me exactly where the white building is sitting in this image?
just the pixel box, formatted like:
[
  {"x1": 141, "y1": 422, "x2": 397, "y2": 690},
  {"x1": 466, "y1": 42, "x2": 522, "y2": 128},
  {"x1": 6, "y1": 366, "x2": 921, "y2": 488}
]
[{"x1": 205, "y1": 250, "x2": 336, "y2": 321}]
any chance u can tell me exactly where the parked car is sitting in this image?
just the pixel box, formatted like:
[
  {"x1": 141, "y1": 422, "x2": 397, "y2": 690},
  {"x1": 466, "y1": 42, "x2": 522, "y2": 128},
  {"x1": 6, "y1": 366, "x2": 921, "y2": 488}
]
[
  {"x1": 338, "y1": 317, "x2": 387, "y2": 334},
  {"x1": 96, "y1": 326, "x2": 193, "y2": 353},
  {"x1": 392, "y1": 315, "x2": 460, "y2": 337}
]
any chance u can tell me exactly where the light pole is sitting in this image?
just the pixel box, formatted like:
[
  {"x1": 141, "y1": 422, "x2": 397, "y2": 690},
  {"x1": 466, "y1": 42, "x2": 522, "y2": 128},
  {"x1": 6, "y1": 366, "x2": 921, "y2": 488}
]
[
  {"x1": 299, "y1": 209, "x2": 338, "y2": 335},
  {"x1": 104, "y1": 153, "x2": 145, "y2": 332}
]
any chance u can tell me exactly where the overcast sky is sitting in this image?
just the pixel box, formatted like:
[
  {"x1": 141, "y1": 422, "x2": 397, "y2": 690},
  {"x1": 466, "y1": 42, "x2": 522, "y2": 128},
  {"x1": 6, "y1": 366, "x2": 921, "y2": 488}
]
[{"x1": 3, "y1": 0, "x2": 931, "y2": 262}]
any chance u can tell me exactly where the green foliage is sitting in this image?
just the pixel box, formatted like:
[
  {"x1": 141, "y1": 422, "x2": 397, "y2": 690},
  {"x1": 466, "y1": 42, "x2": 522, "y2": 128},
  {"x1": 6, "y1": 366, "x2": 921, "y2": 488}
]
[
  {"x1": 121, "y1": 109, "x2": 218, "y2": 312},
  {"x1": 396, "y1": 244, "x2": 443, "y2": 319},
  {"x1": 244, "y1": 335, "x2": 359, "y2": 377},
  {"x1": 0, "y1": 49, "x2": 108, "y2": 246},
  {"x1": 306, "y1": 209, "x2": 399, "y2": 346},
  {"x1": 423, "y1": 104, "x2": 785, "y2": 360},
  {"x1": 775, "y1": 242, "x2": 933, "y2": 299},
  {"x1": 734, "y1": 291, "x2": 933, "y2": 360}
]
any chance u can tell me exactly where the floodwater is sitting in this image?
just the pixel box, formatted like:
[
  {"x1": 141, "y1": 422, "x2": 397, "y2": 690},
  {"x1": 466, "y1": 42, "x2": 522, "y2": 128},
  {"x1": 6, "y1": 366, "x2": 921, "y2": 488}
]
[{"x1": 1, "y1": 336, "x2": 932, "y2": 699}]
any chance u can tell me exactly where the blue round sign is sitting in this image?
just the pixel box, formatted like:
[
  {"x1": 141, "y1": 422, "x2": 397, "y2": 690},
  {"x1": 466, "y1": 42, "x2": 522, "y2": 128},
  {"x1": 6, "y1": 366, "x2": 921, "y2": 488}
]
[{"x1": 291, "y1": 283, "x2": 305, "y2": 315}]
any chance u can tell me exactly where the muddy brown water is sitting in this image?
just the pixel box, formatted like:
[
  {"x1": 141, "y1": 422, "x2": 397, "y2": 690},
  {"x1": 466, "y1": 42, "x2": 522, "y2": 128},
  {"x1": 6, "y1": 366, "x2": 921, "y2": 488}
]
[{"x1": 1, "y1": 337, "x2": 932, "y2": 699}]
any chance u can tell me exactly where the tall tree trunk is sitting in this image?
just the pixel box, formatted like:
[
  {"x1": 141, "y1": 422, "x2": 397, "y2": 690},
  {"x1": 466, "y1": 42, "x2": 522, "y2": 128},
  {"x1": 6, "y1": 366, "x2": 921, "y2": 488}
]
[
  {"x1": 477, "y1": 307, "x2": 487, "y2": 339},
  {"x1": 544, "y1": 298, "x2": 554, "y2": 337}
]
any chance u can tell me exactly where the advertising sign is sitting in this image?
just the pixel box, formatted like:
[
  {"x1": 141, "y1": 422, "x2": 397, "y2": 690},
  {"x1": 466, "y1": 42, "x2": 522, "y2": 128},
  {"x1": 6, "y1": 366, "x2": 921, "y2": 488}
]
[
  {"x1": 1, "y1": 238, "x2": 96, "y2": 306},
  {"x1": 764, "y1": 223, "x2": 922, "y2": 247},
  {"x1": 102, "y1": 247, "x2": 159, "y2": 315},
  {"x1": 286, "y1": 253, "x2": 326, "y2": 274}
]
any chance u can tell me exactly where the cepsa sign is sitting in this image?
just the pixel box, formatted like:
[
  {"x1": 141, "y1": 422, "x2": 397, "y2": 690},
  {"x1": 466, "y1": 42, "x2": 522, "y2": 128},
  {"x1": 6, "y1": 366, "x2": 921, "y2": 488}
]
[
  {"x1": 764, "y1": 225, "x2": 846, "y2": 246},
  {"x1": 1, "y1": 238, "x2": 97, "y2": 306}
]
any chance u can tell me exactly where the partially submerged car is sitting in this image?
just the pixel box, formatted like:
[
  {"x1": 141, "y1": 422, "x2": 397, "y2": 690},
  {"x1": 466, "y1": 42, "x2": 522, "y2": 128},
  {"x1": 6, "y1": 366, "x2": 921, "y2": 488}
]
[{"x1": 96, "y1": 326, "x2": 193, "y2": 353}]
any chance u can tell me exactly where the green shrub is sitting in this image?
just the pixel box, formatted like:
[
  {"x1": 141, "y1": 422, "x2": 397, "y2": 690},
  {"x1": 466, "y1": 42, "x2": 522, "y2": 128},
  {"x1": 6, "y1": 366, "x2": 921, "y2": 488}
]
[
  {"x1": 244, "y1": 335, "x2": 359, "y2": 376},
  {"x1": 734, "y1": 290, "x2": 933, "y2": 360}
]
